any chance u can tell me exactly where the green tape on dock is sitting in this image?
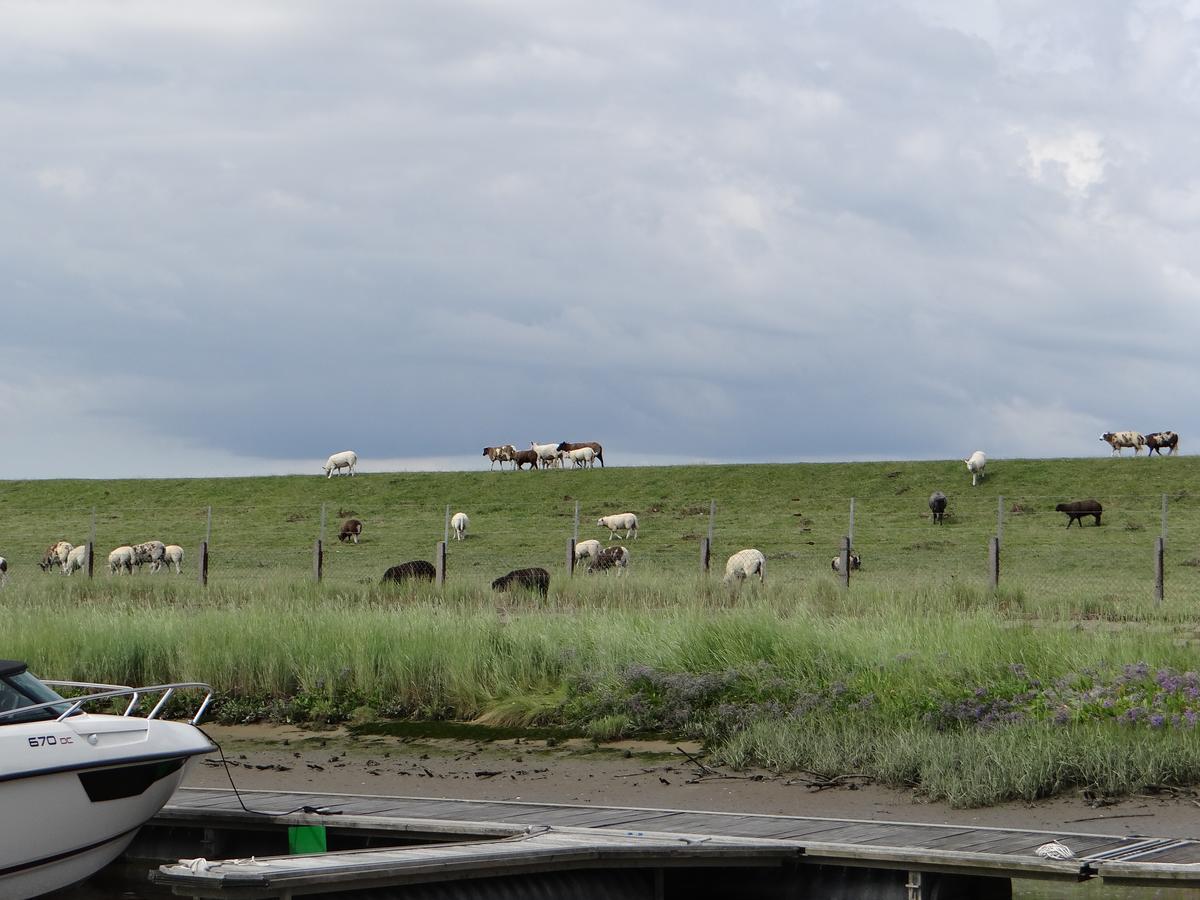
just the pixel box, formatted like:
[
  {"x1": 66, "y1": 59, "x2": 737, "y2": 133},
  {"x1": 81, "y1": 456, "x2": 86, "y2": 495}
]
[{"x1": 288, "y1": 824, "x2": 327, "y2": 855}]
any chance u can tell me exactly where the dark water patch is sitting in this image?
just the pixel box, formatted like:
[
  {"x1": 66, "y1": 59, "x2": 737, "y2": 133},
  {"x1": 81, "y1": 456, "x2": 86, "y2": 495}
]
[{"x1": 349, "y1": 719, "x2": 583, "y2": 743}]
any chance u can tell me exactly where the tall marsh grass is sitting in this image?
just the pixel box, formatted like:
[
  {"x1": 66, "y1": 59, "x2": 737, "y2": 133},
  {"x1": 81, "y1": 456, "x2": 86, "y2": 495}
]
[{"x1": 6, "y1": 569, "x2": 1198, "y2": 806}]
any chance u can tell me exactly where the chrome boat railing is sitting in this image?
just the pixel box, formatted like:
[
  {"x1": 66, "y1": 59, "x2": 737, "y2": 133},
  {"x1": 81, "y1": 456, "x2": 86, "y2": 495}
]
[{"x1": 0, "y1": 681, "x2": 213, "y2": 725}]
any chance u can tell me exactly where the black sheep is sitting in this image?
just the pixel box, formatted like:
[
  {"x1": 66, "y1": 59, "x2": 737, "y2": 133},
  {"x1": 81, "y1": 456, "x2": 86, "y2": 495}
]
[
  {"x1": 338, "y1": 518, "x2": 364, "y2": 544},
  {"x1": 491, "y1": 567, "x2": 550, "y2": 598},
  {"x1": 928, "y1": 491, "x2": 948, "y2": 524},
  {"x1": 1055, "y1": 500, "x2": 1103, "y2": 528},
  {"x1": 382, "y1": 560, "x2": 436, "y2": 584}
]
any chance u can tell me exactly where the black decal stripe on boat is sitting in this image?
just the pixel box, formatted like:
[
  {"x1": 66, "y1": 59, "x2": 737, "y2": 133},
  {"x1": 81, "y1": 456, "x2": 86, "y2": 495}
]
[
  {"x1": 78, "y1": 758, "x2": 184, "y2": 801},
  {"x1": 0, "y1": 824, "x2": 141, "y2": 878},
  {"x1": 0, "y1": 745, "x2": 213, "y2": 786}
]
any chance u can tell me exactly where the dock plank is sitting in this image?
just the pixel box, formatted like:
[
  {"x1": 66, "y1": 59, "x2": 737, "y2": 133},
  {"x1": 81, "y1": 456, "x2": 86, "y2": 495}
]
[{"x1": 158, "y1": 787, "x2": 1200, "y2": 892}]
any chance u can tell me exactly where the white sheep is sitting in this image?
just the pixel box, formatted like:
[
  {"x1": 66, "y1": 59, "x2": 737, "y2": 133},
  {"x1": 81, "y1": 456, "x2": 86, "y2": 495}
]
[
  {"x1": 108, "y1": 546, "x2": 135, "y2": 575},
  {"x1": 62, "y1": 544, "x2": 89, "y2": 576},
  {"x1": 964, "y1": 450, "x2": 987, "y2": 487},
  {"x1": 322, "y1": 450, "x2": 358, "y2": 478},
  {"x1": 530, "y1": 442, "x2": 561, "y2": 469},
  {"x1": 451, "y1": 512, "x2": 469, "y2": 541},
  {"x1": 723, "y1": 548, "x2": 766, "y2": 585},
  {"x1": 597, "y1": 512, "x2": 638, "y2": 540},
  {"x1": 567, "y1": 447, "x2": 596, "y2": 468},
  {"x1": 162, "y1": 545, "x2": 185, "y2": 574},
  {"x1": 574, "y1": 538, "x2": 603, "y2": 564}
]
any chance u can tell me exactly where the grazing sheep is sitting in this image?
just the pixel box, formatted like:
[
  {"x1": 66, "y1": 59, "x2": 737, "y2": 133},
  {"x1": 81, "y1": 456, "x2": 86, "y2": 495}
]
[
  {"x1": 964, "y1": 451, "x2": 987, "y2": 486},
  {"x1": 131, "y1": 541, "x2": 166, "y2": 572},
  {"x1": 512, "y1": 449, "x2": 540, "y2": 470},
  {"x1": 588, "y1": 546, "x2": 629, "y2": 574},
  {"x1": 556, "y1": 441, "x2": 605, "y2": 468},
  {"x1": 338, "y1": 518, "x2": 364, "y2": 544},
  {"x1": 62, "y1": 544, "x2": 89, "y2": 576},
  {"x1": 1100, "y1": 432, "x2": 1144, "y2": 457},
  {"x1": 723, "y1": 549, "x2": 766, "y2": 585},
  {"x1": 574, "y1": 539, "x2": 603, "y2": 564},
  {"x1": 39, "y1": 540, "x2": 74, "y2": 573},
  {"x1": 831, "y1": 552, "x2": 862, "y2": 573},
  {"x1": 1055, "y1": 499, "x2": 1103, "y2": 528},
  {"x1": 451, "y1": 512, "x2": 469, "y2": 541},
  {"x1": 382, "y1": 560, "x2": 437, "y2": 584},
  {"x1": 597, "y1": 512, "x2": 638, "y2": 540},
  {"x1": 491, "y1": 567, "x2": 550, "y2": 598},
  {"x1": 1145, "y1": 431, "x2": 1179, "y2": 456},
  {"x1": 322, "y1": 450, "x2": 358, "y2": 477},
  {"x1": 162, "y1": 545, "x2": 185, "y2": 574},
  {"x1": 928, "y1": 491, "x2": 948, "y2": 524},
  {"x1": 108, "y1": 546, "x2": 135, "y2": 575}
]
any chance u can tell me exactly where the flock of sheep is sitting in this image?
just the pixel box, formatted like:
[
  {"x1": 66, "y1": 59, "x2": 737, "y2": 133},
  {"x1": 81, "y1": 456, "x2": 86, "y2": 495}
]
[
  {"x1": 35, "y1": 539, "x2": 186, "y2": 577},
  {"x1": 345, "y1": 509, "x2": 639, "y2": 598},
  {"x1": 482, "y1": 441, "x2": 606, "y2": 470},
  {"x1": 0, "y1": 433, "x2": 1177, "y2": 593}
]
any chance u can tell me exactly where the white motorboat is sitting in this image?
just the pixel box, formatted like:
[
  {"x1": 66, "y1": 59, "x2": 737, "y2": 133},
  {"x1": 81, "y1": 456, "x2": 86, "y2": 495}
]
[{"x1": 0, "y1": 659, "x2": 215, "y2": 899}]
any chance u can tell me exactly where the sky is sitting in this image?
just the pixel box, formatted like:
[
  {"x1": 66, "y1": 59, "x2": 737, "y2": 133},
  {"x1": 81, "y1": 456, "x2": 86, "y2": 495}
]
[{"x1": 3, "y1": 1, "x2": 1200, "y2": 478}]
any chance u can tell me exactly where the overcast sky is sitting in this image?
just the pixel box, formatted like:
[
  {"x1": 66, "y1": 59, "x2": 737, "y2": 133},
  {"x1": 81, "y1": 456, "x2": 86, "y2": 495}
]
[{"x1": 3, "y1": 1, "x2": 1199, "y2": 478}]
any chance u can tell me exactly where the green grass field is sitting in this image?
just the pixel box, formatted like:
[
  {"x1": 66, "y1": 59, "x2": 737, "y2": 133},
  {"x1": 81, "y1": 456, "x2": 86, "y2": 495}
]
[
  {"x1": 3, "y1": 456, "x2": 1199, "y2": 807},
  {"x1": 0, "y1": 455, "x2": 1196, "y2": 603}
]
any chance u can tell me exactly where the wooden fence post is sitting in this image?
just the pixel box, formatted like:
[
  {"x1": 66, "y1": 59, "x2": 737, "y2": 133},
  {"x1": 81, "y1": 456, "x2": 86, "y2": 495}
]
[
  {"x1": 573, "y1": 501, "x2": 580, "y2": 543},
  {"x1": 85, "y1": 541, "x2": 94, "y2": 579},
  {"x1": 567, "y1": 538, "x2": 577, "y2": 576},
  {"x1": 1155, "y1": 537, "x2": 1165, "y2": 604},
  {"x1": 988, "y1": 536, "x2": 1000, "y2": 590},
  {"x1": 700, "y1": 536, "x2": 711, "y2": 573},
  {"x1": 312, "y1": 540, "x2": 322, "y2": 583},
  {"x1": 198, "y1": 541, "x2": 209, "y2": 586},
  {"x1": 839, "y1": 536, "x2": 851, "y2": 588},
  {"x1": 435, "y1": 541, "x2": 447, "y2": 587},
  {"x1": 848, "y1": 498, "x2": 855, "y2": 547}
]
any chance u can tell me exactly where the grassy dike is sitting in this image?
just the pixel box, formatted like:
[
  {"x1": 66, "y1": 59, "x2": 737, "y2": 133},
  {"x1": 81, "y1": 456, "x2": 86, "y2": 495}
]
[{"x1": 3, "y1": 456, "x2": 1200, "y2": 806}]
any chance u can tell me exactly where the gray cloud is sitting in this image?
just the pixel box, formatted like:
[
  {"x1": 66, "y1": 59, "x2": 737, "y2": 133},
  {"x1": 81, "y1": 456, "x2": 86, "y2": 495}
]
[{"x1": 2, "y1": 1, "x2": 1199, "y2": 476}]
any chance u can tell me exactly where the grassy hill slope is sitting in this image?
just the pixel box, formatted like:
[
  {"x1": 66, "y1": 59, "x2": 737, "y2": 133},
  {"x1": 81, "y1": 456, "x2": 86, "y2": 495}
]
[{"x1": 1, "y1": 455, "x2": 1196, "y2": 601}]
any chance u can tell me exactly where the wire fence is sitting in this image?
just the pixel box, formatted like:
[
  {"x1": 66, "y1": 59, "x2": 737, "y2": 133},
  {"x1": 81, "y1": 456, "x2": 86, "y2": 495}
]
[{"x1": 2, "y1": 492, "x2": 1195, "y2": 602}]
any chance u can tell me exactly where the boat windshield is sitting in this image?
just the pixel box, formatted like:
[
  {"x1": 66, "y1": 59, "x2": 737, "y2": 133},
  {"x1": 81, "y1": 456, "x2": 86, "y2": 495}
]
[{"x1": 0, "y1": 671, "x2": 71, "y2": 723}]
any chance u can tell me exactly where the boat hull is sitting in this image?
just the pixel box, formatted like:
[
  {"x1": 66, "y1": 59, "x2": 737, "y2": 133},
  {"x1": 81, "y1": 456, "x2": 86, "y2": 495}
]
[{"x1": 0, "y1": 717, "x2": 212, "y2": 898}]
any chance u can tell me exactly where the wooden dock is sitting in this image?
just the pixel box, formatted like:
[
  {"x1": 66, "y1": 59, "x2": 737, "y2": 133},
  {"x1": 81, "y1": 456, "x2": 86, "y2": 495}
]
[{"x1": 148, "y1": 788, "x2": 1200, "y2": 897}]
